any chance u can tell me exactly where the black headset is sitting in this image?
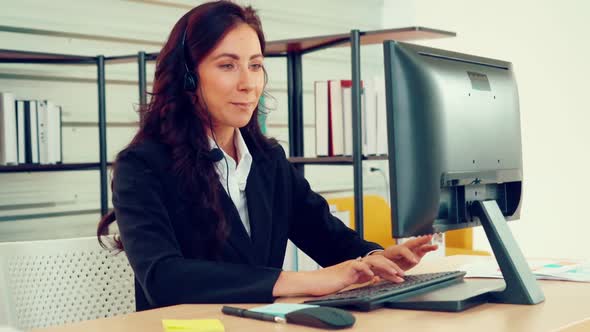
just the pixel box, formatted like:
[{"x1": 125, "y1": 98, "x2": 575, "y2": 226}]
[
  {"x1": 181, "y1": 27, "x2": 198, "y2": 92},
  {"x1": 181, "y1": 24, "x2": 233, "y2": 200}
]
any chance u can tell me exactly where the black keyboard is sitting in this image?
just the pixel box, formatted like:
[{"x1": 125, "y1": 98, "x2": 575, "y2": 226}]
[{"x1": 304, "y1": 270, "x2": 466, "y2": 311}]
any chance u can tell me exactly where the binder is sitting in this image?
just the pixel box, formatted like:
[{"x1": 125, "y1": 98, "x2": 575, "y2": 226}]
[
  {"x1": 15, "y1": 100, "x2": 25, "y2": 164},
  {"x1": 22, "y1": 100, "x2": 40, "y2": 164},
  {"x1": 43, "y1": 100, "x2": 63, "y2": 164},
  {"x1": 0, "y1": 92, "x2": 18, "y2": 165},
  {"x1": 341, "y1": 80, "x2": 365, "y2": 156},
  {"x1": 328, "y1": 80, "x2": 344, "y2": 156},
  {"x1": 364, "y1": 78, "x2": 378, "y2": 156},
  {"x1": 58, "y1": 105, "x2": 62, "y2": 163},
  {"x1": 54, "y1": 104, "x2": 63, "y2": 164},
  {"x1": 37, "y1": 100, "x2": 50, "y2": 164},
  {"x1": 314, "y1": 81, "x2": 329, "y2": 157}
]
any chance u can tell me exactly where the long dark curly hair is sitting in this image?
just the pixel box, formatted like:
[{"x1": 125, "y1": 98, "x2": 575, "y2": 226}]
[{"x1": 97, "y1": 1, "x2": 276, "y2": 258}]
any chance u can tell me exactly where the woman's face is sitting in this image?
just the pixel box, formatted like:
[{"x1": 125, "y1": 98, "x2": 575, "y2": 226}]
[{"x1": 197, "y1": 23, "x2": 265, "y2": 131}]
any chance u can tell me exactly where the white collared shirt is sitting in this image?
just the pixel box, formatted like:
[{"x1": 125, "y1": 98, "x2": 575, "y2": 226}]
[{"x1": 209, "y1": 129, "x2": 253, "y2": 236}]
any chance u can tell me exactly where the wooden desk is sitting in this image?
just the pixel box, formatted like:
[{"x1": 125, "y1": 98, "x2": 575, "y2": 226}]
[{"x1": 32, "y1": 256, "x2": 590, "y2": 332}]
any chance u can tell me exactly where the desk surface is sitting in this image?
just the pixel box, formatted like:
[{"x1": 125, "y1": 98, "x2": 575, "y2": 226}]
[{"x1": 32, "y1": 256, "x2": 590, "y2": 332}]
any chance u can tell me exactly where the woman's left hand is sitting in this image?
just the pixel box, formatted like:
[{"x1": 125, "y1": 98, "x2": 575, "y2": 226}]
[{"x1": 374, "y1": 235, "x2": 439, "y2": 271}]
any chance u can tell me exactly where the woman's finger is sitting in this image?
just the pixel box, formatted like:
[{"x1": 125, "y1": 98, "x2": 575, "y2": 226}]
[
  {"x1": 402, "y1": 235, "x2": 433, "y2": 249},
  {"x1": 396, "y1": 245, "x2": 419, "y2": 264},
  {"x1": 351, "y1": 261, "x2": 375, "y2": 284},
  {"x1": 378, "y1": 255, "x2": 405, "y2": 276},
  {"x1": 365, "y1": 256, "x2": 405, "y2": 283},
  {"x1": 416, "y1": 244, "x2": 439, "y2": 257},
  {"x1": 365, "y1": 255, "x2": 404, "y2": 275},
  {"x1": 352, "y1": 260, "x2": 375, "y2": 277}
]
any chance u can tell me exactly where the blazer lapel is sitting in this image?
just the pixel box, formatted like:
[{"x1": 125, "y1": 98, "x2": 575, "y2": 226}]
[
  {"x1": 245, "y1": 155, "x2": 275, "y2": 266},
  {"x1": 219, "y1": 188, "x2": 256, "y2": 264}
]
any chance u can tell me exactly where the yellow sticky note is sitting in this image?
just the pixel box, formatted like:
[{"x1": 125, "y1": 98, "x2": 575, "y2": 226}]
[{"x1": 162, "y1": 319, "x2": 224, "y2": 332}]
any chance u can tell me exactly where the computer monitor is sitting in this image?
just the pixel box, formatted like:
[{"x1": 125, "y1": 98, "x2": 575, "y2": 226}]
[{"x1": 383, "y1": 41, "x2": 544, "y2": 306}]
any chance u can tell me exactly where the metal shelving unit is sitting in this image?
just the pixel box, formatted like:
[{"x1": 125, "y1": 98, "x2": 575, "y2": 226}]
[
  {"x1": 0, "y1": 27, "x2": 456, "y2": 232},
  {"x1": 6, "y1": 27, "x2": 456, "y2": 234},
  {"x1": 0, "y1": 49, "x2": 113, "y2": 216}
]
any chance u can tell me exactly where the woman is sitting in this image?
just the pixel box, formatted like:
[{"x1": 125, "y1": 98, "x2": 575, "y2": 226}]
[{"x1": 97, "y1": 0, "x2": 437, "y2": 311}]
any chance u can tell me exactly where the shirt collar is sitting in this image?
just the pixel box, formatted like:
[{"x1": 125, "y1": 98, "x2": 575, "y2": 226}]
[
  {"x1": 209, "y1": 129, "x2": 252, "y2": 190},
  {"x1": 234, "y1": 129, "x2": 252, "y2": 167}
]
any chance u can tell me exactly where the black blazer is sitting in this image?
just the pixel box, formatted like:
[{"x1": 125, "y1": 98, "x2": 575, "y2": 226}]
[{"x1": 112, "y1": 131, "x2": 382, "y2": 311}]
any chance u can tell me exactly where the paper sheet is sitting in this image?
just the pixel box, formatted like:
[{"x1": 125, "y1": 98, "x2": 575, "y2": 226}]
[{"x1": 460, "y1": 259, "x2": 590, "y2": 282}]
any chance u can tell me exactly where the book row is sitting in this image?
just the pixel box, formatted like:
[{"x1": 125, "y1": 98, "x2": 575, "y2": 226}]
[
  {"x1": 314, "y1": 78, "x2": 388, "y2": 157},
  {"x1": 0, "y1": 92, "x2": 63, "y2": 166}
]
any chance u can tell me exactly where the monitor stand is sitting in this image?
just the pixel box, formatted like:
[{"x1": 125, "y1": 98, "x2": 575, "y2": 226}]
[{"x1": 385, "y1": 199, "x2": 545, "y2": 312}]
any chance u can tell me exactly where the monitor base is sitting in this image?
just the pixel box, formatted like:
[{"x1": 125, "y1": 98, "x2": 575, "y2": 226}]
[{"x1": 385, "y1": 279, "x2": 505, "y2": 312}]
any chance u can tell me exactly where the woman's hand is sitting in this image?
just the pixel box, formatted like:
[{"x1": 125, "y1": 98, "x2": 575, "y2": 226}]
[
  {"x1": 357, "y1": 253, "x2": 406, "y2": 283},
  {"x1": 273, "y1": 258, "x2": 386, "y2": 297},
  {"x1": 375, "y1": 235, "x2": 439, "y2": 271},
  {"x1": 272, "y1": 236, "x2": 438, "y2": 298},
  {"x1": 304, "y1": 259, "x2": 376, "y2": 296},
  {"x1": 354, "y1": 235, "x2": 437, "y2": 283}
]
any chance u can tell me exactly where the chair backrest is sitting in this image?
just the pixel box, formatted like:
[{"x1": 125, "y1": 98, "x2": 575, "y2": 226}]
[{"x1": 0, "y1": 236, "x2": 135, "y2": 330}]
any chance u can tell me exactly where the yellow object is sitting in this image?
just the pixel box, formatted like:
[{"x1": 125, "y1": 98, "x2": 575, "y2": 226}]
[
  {"x1": 327, "y1": 195, "x2": 396, "y2": 248},
  {"x1": 162, "y1": 319, "x2": 224, "y2": 332},
  {"x1": 445, "y1": 228, "x2": 490, "y2": 256},
  {"x1": 326, "y1": 195, "x2": 489, "y2": 256}
]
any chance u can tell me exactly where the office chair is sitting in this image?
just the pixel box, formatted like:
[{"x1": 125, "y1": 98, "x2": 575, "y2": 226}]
[
  {"x1": 0, "y1": 236, "x2": 134, "y2": 330},
  {"x1": 326, "y1": 195, "x2": 490, "y2": 256}
]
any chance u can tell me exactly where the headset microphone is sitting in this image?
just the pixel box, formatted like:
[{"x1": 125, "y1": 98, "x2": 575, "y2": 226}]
[
  {"x1": 181, "y1": 26, "x2": 198, "y2": 91},
  {"x1": 205, "y1": 148, "x2": 224, "y2": 162}
]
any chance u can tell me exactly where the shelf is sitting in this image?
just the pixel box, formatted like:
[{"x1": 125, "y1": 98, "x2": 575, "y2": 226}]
[
  {"x1": 0, "y1": 162, "x2": 113, "y2": 173},
  {"x1": 116, "y1": 27, "x2": 456, "y2": 63},
  {"x1": 106, "y1": 52, "x2": 158, "y2": 64},
  {"x1": 104, "y1": 54, "x2": 153, "y2": 64},
  {"x1": 0, "y1": 209, "x2": 101, "y2": 222},
  {"x1": 288, "y1": 155, "x2": 388, "y2": 165},
  {"x1": 265, "y1": 27, "x2": 456, "y2": 56},
  {"x1": 0, "y1": 25, "x2": 455, "y2": 222},
  {"x1": 0, "y1": 49, "x2": 97, "y2": 64}
]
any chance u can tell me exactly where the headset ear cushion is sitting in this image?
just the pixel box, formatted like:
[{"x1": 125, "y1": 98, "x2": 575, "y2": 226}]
[{"x1": 184, "y1": 72, "x2": 197, "y2": 91}]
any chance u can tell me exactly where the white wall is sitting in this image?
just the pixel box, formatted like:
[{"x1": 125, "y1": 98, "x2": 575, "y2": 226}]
[
  {"x1": 0, "y1": 0, "x2": 388, "y2": 241},
  {"x1": 383, "y1": 0, "x2": 590, "y2": 259}
]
